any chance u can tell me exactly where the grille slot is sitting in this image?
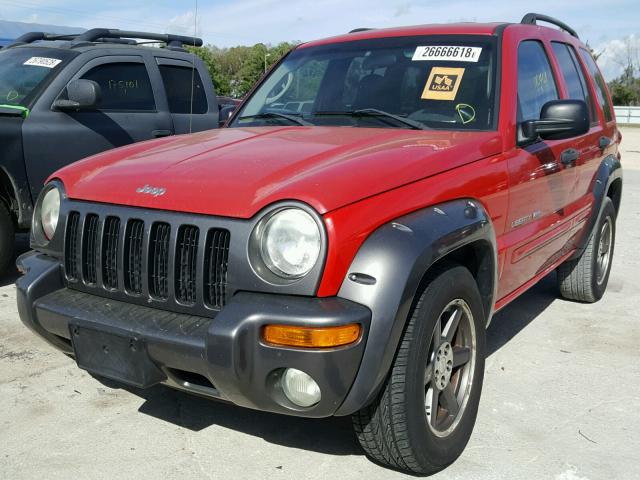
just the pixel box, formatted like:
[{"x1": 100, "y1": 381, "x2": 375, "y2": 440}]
[
  {"x1": 82, "y1": 214, "x2": 100, "y2": 285},
  {"x1": 124, "y1": 219, "x2": 145, "y2": 294},
  {"x1": 204, "y1": 229, "x2": 230, "y2": 309},
  {"x1": 176, "y1": 225, "x2": 200, "y2": 304},
  {"x1": 65, "y1": 212, "x2": 81, "y2": 280},
  {"x1": 101, "y1": 217, "x2": 120, "y2": 290},
  {"x1": 149, "y1": 222, "x2": 171, "y2": 299}
]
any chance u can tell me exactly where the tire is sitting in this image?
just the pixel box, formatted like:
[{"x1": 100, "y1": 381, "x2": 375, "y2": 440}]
[
  {"x1": 352, "y1": 263, "x2": 486, "y2": 475},
  {"x1": 557, "y1": 197, "x2": 616, "y2": 303},
  {"x1": 0, "y1": 201, "x2": 15, "y2": 275}
]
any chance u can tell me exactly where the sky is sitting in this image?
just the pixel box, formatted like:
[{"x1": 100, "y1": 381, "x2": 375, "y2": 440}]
[{"x1": 0, "y1": 0, "x2": 638, "y2": 80}]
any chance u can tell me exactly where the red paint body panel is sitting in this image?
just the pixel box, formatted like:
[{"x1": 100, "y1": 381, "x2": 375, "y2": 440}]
[
  {"x1": 50, "y1": 22, "x2": 620, "y2": 310},
  {"x1": 52, "y1": 127, "x2": 501, "y2": 219}
]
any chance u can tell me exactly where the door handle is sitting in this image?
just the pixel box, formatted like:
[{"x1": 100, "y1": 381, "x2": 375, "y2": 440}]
[
  {"x1": 152, "y1": 129, "x2": 172, "y2": 138},
  {"x1": 560, "y1": 148, "x2": 579, "y2": 167},
  {"x1": 599, "y1": 136, "x2": 612, "y2": 150}
]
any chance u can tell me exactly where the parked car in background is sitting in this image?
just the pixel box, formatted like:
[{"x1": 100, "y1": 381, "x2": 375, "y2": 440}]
[
  {"x1": 0, "y1": 28, "x2": 220, "y2": 273},
  {"x1": 17, "y1": 14, "x2": 621, "y2": 475},
  {"x1": 216, "y1": 95, "x2": 242, "y2": 126}
]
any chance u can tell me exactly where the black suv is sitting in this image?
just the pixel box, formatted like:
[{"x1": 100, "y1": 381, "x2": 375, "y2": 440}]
[{"x1": 0, "y1": 29, "x2": 220, "y2": 273}]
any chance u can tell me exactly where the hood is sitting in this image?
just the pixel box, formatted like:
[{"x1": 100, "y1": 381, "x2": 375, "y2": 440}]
[{"x1": 53, "y1": 126, "x2": 503, "y2": 218}]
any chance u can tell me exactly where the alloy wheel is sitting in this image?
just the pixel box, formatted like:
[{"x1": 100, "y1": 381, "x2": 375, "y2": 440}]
[{"x1": 424, "y1": 299, "x2": 476, "y2": 437}]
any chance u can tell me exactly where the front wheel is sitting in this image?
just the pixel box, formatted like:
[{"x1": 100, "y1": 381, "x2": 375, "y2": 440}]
[{"x1": 352, "y1": 263, "x2": 486, "y2": 475}]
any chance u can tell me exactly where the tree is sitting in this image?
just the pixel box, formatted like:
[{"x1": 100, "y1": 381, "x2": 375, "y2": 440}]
[
  {"x1": 188, "y1": 41, "x2": 300, "y2": 98},
  {"x1": 606, "y1": 35, "x2": 640, "y2": 106}
]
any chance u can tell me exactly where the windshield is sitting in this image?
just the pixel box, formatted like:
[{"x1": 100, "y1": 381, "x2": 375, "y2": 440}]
[
  {"x1": 0, "y1": 47, "x2": 74, "y2": 108},
  {"x1": 232, "y1": 35, "x2": 498, "y2": 131}
]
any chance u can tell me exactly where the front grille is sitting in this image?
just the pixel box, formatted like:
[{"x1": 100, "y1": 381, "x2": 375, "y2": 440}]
[
  {"x1": 82, "y1": 214, "x2": 100, "y2": 285},
  {"x1": 204, "y1": 229, "x2": 230, "y2": 309},
  {"x1": 64, "y1": 211, "x2": 230, "y2": 315},
  {"x1": 176, "y1": 225, "x2": 199, "y2": 304},
  {"x1": 149, "y1": 222, "x2": 171, "y2": 299},
  {"x1": 124, "y1": 219, "x2": 145, "y2": 294},
  {"x1": 65, "y1": 212, "x2": 81, "y2": 280},
  {"x1": 102, "y1": 217, "x2": 120, "y2": 290}
]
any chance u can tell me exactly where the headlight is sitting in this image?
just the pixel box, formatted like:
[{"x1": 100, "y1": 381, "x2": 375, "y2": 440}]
[
  {"x1": 260, "y1": 208, "x2": 321, "y2": 278},
  {"x1": 40, "y1": 187, "x2": 61, "y2": 240}
]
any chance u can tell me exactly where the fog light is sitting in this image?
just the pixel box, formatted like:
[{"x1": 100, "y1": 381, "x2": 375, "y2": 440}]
[{"x1": 281, "y1": 368, "x2": 321, "y2": 407}]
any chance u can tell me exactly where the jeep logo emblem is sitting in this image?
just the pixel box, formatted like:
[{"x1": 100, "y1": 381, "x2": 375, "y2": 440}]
[{"x1": 136, "y1": 184, "x2": 166, "y2": 197}]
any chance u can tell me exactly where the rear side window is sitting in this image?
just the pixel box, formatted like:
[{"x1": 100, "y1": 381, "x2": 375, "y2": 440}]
[
  {"x1": 81, "y1": 63, "x2": 156, "y2": 111},
  {"x1": 579, "y1": 49, "x2": 613, "y2": 122},
  {"x1": 159, "y1": 65, "x2": 208, "y2": 114},
  {"x1": 517, "y1": 41, "x2": 558, "y2": 122},
  {"x1": 551, "y1": 42, "x2": 597, "y2": 124}
]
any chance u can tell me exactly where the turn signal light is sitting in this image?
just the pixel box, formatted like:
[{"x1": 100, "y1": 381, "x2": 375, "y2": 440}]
[{"x1": 262, "y1": 324, "x2": 361, "y2": 348}]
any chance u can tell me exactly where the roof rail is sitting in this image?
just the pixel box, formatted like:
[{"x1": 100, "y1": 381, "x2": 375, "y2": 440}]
[
  {"x1": 7, "y1": 31, "x2": 138, "y2": 48},
  {"x1": 8, "y1": 32, "x2": 76, "y2": 47},
  {"x1": 349, "y1": 28, "x2": 375, "y2": 34},
  {"x1": 72, "y1": 28, "x2": 203, "y2": 48},
  {"x1": 520, "y1": 13, "x2": 579, "y2": 38}
]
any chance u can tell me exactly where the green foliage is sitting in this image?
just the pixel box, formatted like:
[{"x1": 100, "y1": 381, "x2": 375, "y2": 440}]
[
  {"x1": 188, "y1": 42, "x2": 300, "y2": 98},
  {"x1": 609, "y1": 75, "x2": 640, "y2": 106}
]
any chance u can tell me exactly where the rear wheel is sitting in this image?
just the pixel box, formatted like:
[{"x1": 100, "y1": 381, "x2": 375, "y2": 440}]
[
  {"x1": 557, "y1": 197, "x2": 616, "y2": 302},
  {"x1": 352, "y1": 264, "x2": 486, "y2": 474},
  {"x1": 0, "y1": 202, "x2": 15, "y2": 274}
]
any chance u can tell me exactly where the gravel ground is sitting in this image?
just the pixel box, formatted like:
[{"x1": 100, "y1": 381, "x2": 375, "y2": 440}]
[{"x1": 1, "y1": 127, "x2": 639, "y2": 480}]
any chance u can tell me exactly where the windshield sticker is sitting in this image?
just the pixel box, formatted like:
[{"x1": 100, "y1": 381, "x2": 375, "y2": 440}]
[
  {"x1": 413, "y1": 46, "x2": 482, "y2": 63},
  {"x1": 23, "y1": 57, "x2": 62, "y2": 68},
  {"x1": 422, "y1": 67, "x2": 465, "y2": 101}
]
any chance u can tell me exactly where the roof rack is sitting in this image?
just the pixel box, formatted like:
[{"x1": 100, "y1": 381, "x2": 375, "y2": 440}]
[
  {"x1": 7, "y1": 32, "x2": 136, "y2": 48},
  {"x1": 520, "y1": 13, "x2": 579, "y2": 38},
  {"x1": 72, "y1": 28, "x2": 203, "y2": 49},
  {"x1": 6, "y1": 29, "x2": 202, "y2": 50},
  {"x1": 349, "y1": 28, "x2": 375, "y2": 34}
]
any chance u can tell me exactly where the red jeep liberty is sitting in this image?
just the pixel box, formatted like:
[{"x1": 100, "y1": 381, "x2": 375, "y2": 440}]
[{"x1": 17, "y1": 13, "x2": 622, "y2": 474}]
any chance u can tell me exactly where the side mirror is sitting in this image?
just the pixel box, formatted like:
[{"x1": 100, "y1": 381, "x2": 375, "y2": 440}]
[
  {"x1": 218, "y1": 104, "x2": 237, "y2": 127},
  {"x1": 521, "y1": 99, "x2": 589, "y2": 142},
  {"x1": 53, "y1": 79, "x2": 101, "y2": 111}
]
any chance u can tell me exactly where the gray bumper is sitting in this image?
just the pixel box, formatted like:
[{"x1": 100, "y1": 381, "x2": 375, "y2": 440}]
[{"x1": 16, "y1": 251, "x2": 371, "y2": 418}]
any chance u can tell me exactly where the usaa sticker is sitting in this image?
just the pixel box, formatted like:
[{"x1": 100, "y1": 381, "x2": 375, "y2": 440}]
[{"x1": 422, "y1": 67, "x2": 465, "y2": 101}]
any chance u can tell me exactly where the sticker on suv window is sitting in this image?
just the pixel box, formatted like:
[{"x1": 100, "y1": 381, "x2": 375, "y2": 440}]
[
  {"x1": 23, "y1": 57, "x2": 62, "y2": 68},
  {"x1": 422, "y1": 67, "x2": 465, "y2": 101},
  {"x1": 413, "y1": 46, "x2": 482, "y2": 63}
]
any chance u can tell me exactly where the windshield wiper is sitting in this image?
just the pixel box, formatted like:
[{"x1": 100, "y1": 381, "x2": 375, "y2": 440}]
[
  {"x1": 313, "y1": 108, "x2": 427, "y2": 130},
  {"x1": 238, "y1": 112, "x2": 312, "y2": 126}
]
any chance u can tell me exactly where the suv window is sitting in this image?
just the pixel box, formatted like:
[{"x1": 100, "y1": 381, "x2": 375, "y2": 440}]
[
  {"x1": 233, "y1": 35, "x2": 498, "y2": 130},
  {"x1": 517, "y1": 40, "x2": 558, "y2": 122},
  {"x1": 159, "y1": 65, "x2": 208, "y2": 114},
  {"x1": 551, "y1": 42, "x2": 597, "y2": 124},
  {"x1": 579, "y1": 49, "x2": 613, "y2": 122},
  {"x1": 0, "y1": 47, "x2": 74, "y2": 107},
  {"x1": 81, "y1": 62, "x2": 156, "y2": 111}
]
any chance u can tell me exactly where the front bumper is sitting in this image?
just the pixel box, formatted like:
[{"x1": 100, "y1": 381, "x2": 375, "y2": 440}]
[{"x1": 16, "y1": 251, "x2": 371, "y2": 418}]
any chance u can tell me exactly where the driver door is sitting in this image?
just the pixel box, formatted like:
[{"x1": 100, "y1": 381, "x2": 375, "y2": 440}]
[{"x1": 499, "y1": 40, "x2": 578, "y2": 299}]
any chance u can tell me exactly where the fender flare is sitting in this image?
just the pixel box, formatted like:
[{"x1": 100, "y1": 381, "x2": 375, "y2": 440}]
[
  {"x1": 335, "y1": 198, "x2": 497, "y2": 415},
  {"x1": 570, "y1": 154, "x2": 622, "y2": 259}
]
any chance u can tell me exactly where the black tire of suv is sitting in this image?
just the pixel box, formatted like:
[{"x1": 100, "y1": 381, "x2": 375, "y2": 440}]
[
  {"x1": 0, "y1": 201, "x2": 15, "y2": 275},
  {"x1": 352, "y1": 263, "x2": 486, "y2": 475},
  {"x1": 557, "y1": 198, "x2": 616, "y2": 303}
]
